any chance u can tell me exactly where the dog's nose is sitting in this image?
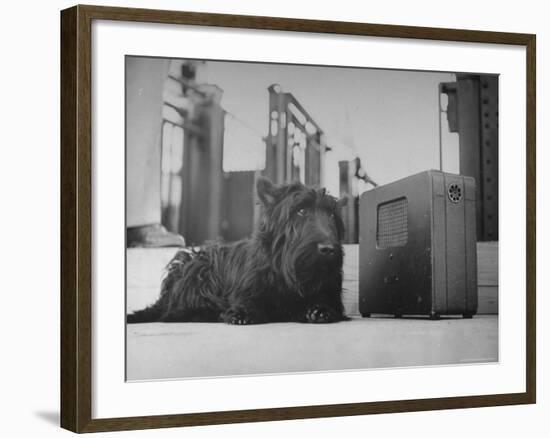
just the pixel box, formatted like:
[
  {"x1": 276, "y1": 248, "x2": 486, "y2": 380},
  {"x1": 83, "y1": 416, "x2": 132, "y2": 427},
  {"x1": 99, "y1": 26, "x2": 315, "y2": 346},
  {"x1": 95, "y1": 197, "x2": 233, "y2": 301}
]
[{"x1": 318, "y1": 243, "x2": 335, "y2": 256}]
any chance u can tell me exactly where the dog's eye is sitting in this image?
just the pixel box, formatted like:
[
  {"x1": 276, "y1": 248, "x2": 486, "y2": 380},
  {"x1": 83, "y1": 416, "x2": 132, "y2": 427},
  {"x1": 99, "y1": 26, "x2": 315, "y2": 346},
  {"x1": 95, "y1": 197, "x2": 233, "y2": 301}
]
[{"x1": 297, "y1": 208, "x2": 309, "y2": 217}]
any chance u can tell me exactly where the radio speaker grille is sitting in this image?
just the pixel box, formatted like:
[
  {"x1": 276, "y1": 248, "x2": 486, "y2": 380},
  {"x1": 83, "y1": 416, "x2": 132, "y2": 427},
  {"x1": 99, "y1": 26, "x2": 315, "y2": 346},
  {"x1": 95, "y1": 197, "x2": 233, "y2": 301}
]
[{"x1": 377, "y1": 197, "x2": 408, "y2": 248}]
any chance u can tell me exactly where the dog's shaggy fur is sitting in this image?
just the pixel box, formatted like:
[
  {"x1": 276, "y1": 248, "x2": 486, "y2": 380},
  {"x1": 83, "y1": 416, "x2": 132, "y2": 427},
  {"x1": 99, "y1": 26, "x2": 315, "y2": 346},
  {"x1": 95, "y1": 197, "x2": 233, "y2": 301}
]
[{"x1": 127, "y1": 177, "x2": 347, "y2": 324}]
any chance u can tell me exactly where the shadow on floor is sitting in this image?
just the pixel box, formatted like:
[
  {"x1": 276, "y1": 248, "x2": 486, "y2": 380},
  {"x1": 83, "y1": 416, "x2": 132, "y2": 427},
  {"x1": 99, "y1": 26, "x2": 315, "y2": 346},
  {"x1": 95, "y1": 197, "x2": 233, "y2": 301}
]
[{"x1": 34, "y1": 410, "x2": 59, "y2": 427}]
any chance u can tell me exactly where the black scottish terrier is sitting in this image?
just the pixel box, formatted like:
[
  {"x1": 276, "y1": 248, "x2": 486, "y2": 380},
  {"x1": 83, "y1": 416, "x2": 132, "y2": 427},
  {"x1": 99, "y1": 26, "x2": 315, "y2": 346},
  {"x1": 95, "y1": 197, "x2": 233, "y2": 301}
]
[{"x1": 127, "y1": 177, "x2": 347, "y2": 324}]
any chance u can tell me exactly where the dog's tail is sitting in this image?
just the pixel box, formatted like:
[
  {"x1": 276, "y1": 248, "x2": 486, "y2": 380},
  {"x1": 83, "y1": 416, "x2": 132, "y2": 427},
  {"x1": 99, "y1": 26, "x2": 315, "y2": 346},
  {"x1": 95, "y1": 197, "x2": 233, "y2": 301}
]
[
  {"x1": 127, "y1": 300, "x2": 164, "y2": 323},
  {"x1": 127, "y1": 249, "x2": 194, "y2": 324}
]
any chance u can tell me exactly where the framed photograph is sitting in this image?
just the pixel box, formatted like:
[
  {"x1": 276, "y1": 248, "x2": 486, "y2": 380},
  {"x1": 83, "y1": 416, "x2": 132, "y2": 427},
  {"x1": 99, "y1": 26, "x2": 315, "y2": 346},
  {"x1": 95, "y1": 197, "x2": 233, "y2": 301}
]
[{"x1": 60, "y1": 4, "x2": 536, "y2": 433}]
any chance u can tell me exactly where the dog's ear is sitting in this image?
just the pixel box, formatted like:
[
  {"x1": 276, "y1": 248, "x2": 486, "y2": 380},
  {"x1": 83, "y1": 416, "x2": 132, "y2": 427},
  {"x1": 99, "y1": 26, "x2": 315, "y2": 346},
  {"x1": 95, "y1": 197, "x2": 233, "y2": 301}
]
[
  {"x1": 337, "y1": 196, "x2": 348, "y2": 208},
  {"x1": 256, "y1": 177, "x2": 278, "y2": 206}
]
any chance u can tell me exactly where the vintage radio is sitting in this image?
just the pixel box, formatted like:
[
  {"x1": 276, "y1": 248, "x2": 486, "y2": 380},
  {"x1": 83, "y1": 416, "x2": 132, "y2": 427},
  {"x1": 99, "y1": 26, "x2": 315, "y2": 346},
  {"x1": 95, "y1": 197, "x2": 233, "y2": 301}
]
[{"x1": 359, "y1": 170, "x2": 478, "y2": 319}]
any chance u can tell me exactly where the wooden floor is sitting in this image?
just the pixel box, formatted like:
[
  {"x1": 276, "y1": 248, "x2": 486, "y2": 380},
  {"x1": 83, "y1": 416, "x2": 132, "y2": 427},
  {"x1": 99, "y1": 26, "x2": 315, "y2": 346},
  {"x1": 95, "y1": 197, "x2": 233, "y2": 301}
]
[
  {"x1": 126, "y1": 243, "x2": 499, "y2": 381},
  {"x1": 127, "y1": 316, "x2": 498, "y2": 380}
]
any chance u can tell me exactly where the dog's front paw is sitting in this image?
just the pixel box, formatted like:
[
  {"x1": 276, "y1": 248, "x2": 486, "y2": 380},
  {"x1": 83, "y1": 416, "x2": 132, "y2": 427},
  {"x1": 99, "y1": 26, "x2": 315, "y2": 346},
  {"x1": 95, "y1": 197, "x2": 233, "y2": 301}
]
[
  {"x1": 305, "y1": 305, "x2": 339, "y2": 323},
  {"x1": 220, "y1": 308, "x2": 261, "y2": 325}
]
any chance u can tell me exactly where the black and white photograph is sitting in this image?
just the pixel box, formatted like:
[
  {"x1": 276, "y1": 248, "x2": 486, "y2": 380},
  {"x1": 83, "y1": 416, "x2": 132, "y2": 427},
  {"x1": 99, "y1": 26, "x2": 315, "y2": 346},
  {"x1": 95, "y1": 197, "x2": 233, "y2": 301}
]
[
  {"x1": 1, "y1": 0, "x2": 544, "y2": 435},
  {"x1": 125, "y1": 56, "x2": 499, "y2": 381}
]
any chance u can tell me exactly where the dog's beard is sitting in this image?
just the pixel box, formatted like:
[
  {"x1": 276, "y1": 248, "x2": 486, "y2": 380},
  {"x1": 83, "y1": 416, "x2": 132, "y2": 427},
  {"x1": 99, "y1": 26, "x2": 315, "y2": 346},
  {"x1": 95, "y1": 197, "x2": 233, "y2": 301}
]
[{"x1": 281, "y1": 240, "x2": 343, "y2": 297}]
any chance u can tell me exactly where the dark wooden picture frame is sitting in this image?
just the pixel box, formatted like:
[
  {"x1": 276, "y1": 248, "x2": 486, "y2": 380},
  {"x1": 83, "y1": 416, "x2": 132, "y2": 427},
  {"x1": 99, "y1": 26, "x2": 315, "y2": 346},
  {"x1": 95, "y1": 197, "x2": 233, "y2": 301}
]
[{"x1": 61, "y1": 4, "x2": 536, "y2": 433}]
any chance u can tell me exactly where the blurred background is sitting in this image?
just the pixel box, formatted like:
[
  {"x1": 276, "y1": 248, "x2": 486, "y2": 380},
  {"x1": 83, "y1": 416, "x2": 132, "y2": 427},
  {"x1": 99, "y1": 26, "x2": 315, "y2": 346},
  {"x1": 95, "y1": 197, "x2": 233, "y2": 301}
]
[{"x1": 126, "y1": 57, "x2": 498, "y2": 248}]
